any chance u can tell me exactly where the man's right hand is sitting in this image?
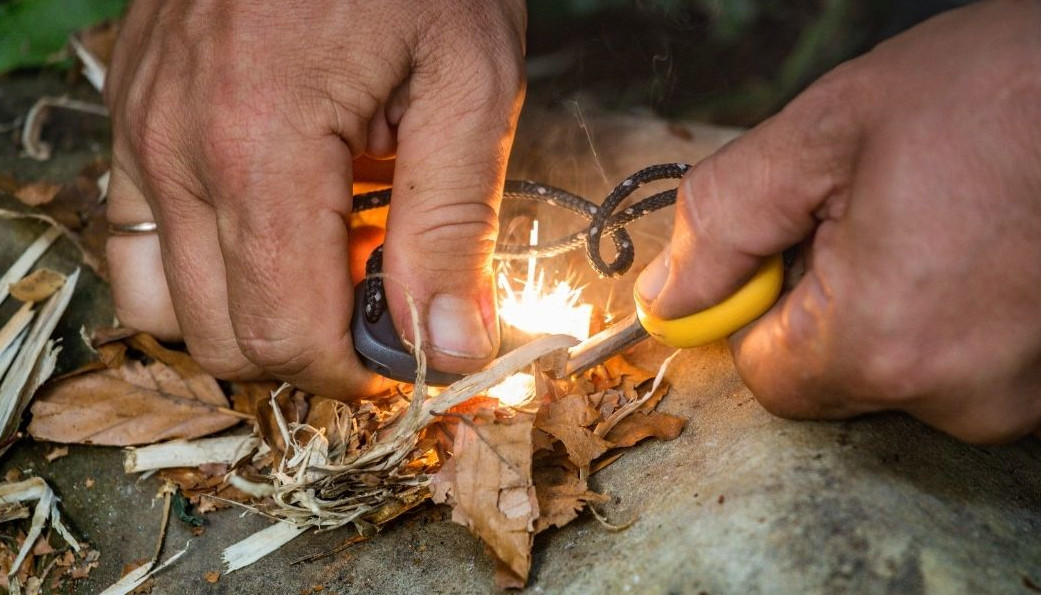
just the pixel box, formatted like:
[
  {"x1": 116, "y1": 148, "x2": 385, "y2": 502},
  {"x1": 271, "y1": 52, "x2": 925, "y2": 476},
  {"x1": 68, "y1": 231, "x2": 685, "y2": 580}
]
[{"x1": 637, "y1": 0, "x2": 1041, "y2": 443}]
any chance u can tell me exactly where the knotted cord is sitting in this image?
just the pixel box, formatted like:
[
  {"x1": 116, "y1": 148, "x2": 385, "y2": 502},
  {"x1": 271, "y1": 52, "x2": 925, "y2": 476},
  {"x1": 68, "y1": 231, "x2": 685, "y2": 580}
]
[{"x1": 355, "y1": 163, "x2": 692, "y2": 322}]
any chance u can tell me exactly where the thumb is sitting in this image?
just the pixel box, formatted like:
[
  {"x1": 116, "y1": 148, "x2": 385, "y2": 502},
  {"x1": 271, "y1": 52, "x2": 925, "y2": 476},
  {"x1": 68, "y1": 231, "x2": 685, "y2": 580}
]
[
  {"x1": 382, "y1": 40, "x2": 525, "y2": 374},
  {"x1": 636, "y1": 77, "x2": 863, "y2": 319}
]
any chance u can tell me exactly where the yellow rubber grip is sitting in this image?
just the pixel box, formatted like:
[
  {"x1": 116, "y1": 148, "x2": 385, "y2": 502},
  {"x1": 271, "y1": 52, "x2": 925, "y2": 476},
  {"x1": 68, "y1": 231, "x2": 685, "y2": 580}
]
[{"x1": 635, "y1": 254, "x2": 784, "y2": 349}]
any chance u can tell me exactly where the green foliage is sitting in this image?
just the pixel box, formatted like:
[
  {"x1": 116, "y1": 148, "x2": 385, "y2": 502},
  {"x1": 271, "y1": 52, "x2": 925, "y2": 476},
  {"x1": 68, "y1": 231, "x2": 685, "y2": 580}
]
[{"x1": 0, "y1": 0, "x2": 127, "y2": 74}]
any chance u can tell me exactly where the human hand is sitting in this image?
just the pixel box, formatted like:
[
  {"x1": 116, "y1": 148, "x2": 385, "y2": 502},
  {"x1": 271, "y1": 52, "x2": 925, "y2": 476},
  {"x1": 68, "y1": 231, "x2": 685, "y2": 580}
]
[
  {"x1": 636, "y1": 0, "x2": 1041, "y2": 443},
  {"x1": 104, "y1": 0, "x2": 526, "y2": 397}
]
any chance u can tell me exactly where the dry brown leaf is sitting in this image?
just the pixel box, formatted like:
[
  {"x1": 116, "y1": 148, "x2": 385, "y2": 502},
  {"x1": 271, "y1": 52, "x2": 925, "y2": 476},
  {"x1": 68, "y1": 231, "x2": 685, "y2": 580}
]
[
  {"x1": 124, "y1": 334, "x2": 228, "y2": 406},
  {"x1": 636, "y1": 378, "x2": 671, "y2": 413},
  {"x1": 159, "y1": 464, "x2": 253, "y2": 512},
  {"x1": 306, "y1": 398, "x2": 352, "y2": 454},
  {"x1": 68, "y1": 561, "x2": 95, "y2": 580},
  {"x1": 597, "y1": 391, "x2": 625, "y2": 419},
  {"x1": 30, "y1": 536, "x2": 53, "y2": 556},
  {"x1": 602, "y1": 355, "x2": 655, "y2": 386},
  {"x1": 535, "y1": 394, "x2": 612, "y2": 469},
  {"x1": 538, "y1": 423, "x2": 612, "y2": 470},
  {"x1": 493, "y1": 557, "x2": 526, "y2": 591},
  {"x1": 204, "y1": 571, "x2": 220, "y2": 583},
  {"x1": 535, "y1": 393, "x2": 599, "y2": 429},
  {"x1": 9, "y1": 268, "x2": 65, "y2": 303},
  {"x1": 604, "y1": 411, "x2": 685, "y2": 448},
  {"x1": 130, "y1": 576, "x2": 155, "y2": 595},
  {"x1": 28, "y1": 361, "x2": 239, "y2": 446},
  {"x1": 29, "y1": 332, "x2": 238, "y2": 446},
  {"x1": 532, "y1": 462, "x2": 607, "y2": 534},
  {"x1": 95, "y1": 340, "x2": 128, "y2": 370},
  {"x1": 531, "y1": 428, "x2": 556, "y2": 453},
  {"x1": 13, "y1": 182, "x2": 61, "y2": 206},
  {"x1": 230, "y1": 381, "x2": 279, "y2": 417},
  {"x1": 431, "y1": 413, "x2": 537, "y2": 588}
]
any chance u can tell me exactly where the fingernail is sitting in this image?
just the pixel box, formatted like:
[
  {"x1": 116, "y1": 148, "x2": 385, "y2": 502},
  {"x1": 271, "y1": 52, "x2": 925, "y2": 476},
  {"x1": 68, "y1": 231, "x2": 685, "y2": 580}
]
[
  {"x1": 427, "y1": 294, "x2": 495, "y2": 359},
  {"x1": 636, "y1": 246, "x2": 671, "y2": 304}
]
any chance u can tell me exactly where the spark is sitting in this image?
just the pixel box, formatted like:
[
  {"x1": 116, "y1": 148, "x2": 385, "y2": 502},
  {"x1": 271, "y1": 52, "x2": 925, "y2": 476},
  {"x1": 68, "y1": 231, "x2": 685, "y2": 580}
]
[
  {"x1": 486, "y1": 373, "x2": 536, "y2": 407},
  {"x1": 491, "y1": 220, "x2": 595, "y2": 406},
  {"x1": 497, "y1": 220, "x2": 593, "y2": 341}
]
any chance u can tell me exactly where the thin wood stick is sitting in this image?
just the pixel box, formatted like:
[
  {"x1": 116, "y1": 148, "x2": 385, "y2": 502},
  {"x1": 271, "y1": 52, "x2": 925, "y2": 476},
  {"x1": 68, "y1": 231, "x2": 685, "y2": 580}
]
[{"x1": 0, "y1": 303, "x2": 33, "y2": 380}]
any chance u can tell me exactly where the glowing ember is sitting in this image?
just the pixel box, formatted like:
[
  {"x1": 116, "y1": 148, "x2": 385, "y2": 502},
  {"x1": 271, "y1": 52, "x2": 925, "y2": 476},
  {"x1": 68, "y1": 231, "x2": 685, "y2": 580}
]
[
  {"x1": 487, "y1": 373, "x2": 536, "y2": 407},
  {"x1": 497, "y1": 221, "x2": 594, "y2": 341}
]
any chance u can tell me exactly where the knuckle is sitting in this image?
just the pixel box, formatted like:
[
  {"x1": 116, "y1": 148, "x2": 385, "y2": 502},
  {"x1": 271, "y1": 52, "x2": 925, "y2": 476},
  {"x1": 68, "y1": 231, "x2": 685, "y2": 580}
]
[
  {"x1": 235, "y1": 331, "x2": 316, "y2": 378},
  {"x1": 783, "y1": 61, "x2": 866, "y2": 148},
  {"x1": 189, "y1": 346, "x2": 261, "y2": 381},
  {"x1": 462, "y1": 54, "x2": 525, "y2": 116},
  {"x1": 408, "y1": 200, "x2": 499, "y2": 257},
  {"x1": 198, "y1": 96, "x2": 262, "y2": 175}
]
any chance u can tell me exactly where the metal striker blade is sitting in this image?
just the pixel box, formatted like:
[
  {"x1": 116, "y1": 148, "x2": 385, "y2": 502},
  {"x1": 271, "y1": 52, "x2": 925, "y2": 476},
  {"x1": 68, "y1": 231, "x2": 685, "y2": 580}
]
[{"x1": 565, "y1": 312, "x2": 649, "y2": 378}]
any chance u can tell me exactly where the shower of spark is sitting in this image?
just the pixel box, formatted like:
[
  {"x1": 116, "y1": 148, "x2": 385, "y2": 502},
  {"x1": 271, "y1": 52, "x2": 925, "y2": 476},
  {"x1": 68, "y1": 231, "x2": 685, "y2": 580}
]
[
  {"x1": 491, "y1": 220, "x2": 594, "y2": 407},
  {"x1": 497, "y1": 221, "x2": 594, "y2": 342}
]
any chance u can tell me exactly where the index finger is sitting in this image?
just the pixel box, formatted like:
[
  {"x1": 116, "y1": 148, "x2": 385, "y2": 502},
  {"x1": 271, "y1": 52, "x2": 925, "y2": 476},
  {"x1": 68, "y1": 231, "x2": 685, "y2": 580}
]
[{"x1": 207, "y1": 129, "x2": 383, "y2": 398}]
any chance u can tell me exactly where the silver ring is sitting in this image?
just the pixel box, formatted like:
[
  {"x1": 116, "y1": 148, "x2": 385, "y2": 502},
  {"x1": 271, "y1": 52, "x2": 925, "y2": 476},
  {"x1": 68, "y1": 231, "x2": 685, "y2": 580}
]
[{"x1": 107, "y1": 221, "x2": 158, "y2": 236}]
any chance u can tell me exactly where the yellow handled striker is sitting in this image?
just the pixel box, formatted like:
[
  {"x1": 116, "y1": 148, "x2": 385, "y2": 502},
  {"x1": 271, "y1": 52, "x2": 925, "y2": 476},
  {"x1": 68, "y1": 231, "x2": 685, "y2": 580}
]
[{"x1": 566, "y1": 255, "x2": 784, "y2": 376}]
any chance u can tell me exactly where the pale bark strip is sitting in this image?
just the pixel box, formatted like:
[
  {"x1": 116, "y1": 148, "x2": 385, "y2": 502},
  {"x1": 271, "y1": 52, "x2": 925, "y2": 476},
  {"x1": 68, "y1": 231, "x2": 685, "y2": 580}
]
[
  {"x1": 1, "y1": 478, "x2": 81, "y2": 583},
  {"x1": 221, "y1": 521, "x2": 308, "y2": 573},
  {"x1": 125, "y1": 435, "x2": 260, "y2": 473},
  {"x1": 0, "y1": 303, "x2": 33, "y2": 380},
  {"x1": 0, "y1": 269, "x2": 78, "y2": 446}
]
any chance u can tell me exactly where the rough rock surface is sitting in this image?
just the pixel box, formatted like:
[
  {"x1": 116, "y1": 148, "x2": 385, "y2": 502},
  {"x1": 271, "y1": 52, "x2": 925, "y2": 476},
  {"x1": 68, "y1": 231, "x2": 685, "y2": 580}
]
[{"x1": 1, "y1": 75, "x2": 1039, "y2": 593}]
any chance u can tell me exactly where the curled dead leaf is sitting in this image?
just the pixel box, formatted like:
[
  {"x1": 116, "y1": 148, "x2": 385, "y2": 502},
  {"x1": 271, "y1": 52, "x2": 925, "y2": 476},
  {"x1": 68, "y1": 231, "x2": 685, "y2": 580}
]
[
  {"x1": 604, "y1": 411, "x2": 685, "y2": 448},
  {"x1": 9, "y1": 268, "x2": 65, "y2": 303}
]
